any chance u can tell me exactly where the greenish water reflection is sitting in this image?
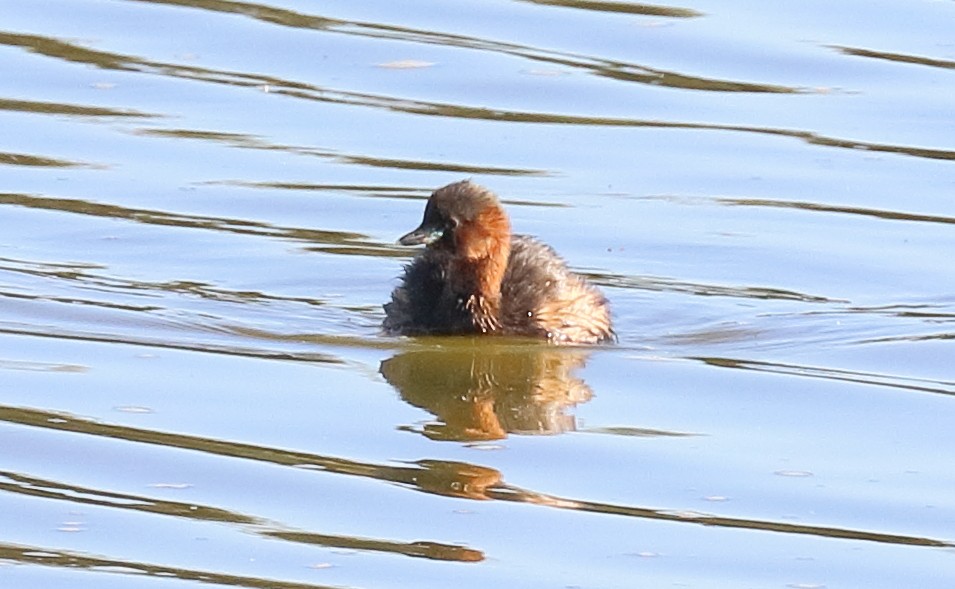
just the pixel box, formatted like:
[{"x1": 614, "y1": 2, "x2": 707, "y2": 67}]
[{"x1": 381, "y1": 339, "x2": 594, "y2": 440}]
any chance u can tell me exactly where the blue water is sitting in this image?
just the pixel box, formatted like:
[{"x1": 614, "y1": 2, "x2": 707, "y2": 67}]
[{"x1": 1, "y1": 1, "x2": 954, "y2": 587}]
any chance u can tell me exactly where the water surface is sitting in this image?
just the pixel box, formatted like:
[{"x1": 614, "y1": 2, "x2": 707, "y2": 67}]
[{"x1": 2, "y1": 1, "x2": 955, "y2": 587}]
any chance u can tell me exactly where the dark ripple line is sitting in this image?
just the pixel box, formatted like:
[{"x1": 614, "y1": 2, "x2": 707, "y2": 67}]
[
  {"x1": 0, "y1": 191, "x2": 371, "y2": 246},
  {"x1": 0, "y1": 470, "x2": 254, "y2": 524},
  {"x1": 832, "y1": 45, "x2": 955, "y2": 71},
  {"x1": 123, "y1": 0, "x2": 777, "y2": 94},
  {"x1": 2, "y1": 405, "x2": 949, "y2": 550},
  {"x1": 0, "y1": 542, "x2": 340, "y2": 589},
  {"x1": 0, "y1": 191, "x2": 411, "y2": 267},
  {"x1": 842, "y1": 302, "x2": 955, "y2": 322},
  {"x1": 0, "y1": 97, "x2": 158, "y2": 118},
  {"x1": 137, "y1": 128, "x2": 547, "y2": 176},
  {"x1": 0, "y1": 325, "x2": 345, "y2": 365},
  {"x1": 266, "y1": 88, "x2": 955, "y2": 162},
  {"x1": 3, "y1": 30, "x2": 950, "y2": 162},
  {"x1": 0, "y1": 405, "x2": 500, "y2": 503},
  {"x1": 515, "y1": 0, "x2": 702, "y2": 18},
  {"x1": 695, "y1": 356, "x2": 955, "y2": 397},
  {"x1": 486, "y1": 486, "x2": 952, "y2": 549},
  {"x1": 856, "y1": 332, "x2": 955, "y2": 345},
  {"x1": 719, "y1": 197, "x2": 955, "y2": 226},
  {"x1": 0, "y1": 254, "x2": 329, "y2": 306},
  {"x1": 592, "y1": 272, "x2": 842, "y2": 303},
  {"x1": 0, "y1": 470, "x2": 483, "y2": 563},
  {"x1": 0, "y1": 288, "x2": 162, "y2": 313},
  {"x1": 0, "y1": 151, "x2": 95, "y2": 169}
]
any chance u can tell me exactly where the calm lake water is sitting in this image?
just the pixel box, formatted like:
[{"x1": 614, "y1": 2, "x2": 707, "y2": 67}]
[{"x1": 2, "y1": 1, "x2": 954, "y2": 587}]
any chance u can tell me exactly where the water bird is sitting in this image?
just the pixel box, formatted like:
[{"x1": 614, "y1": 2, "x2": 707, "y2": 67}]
[{"x1": 384, "y1": 181, "x2": 614, "y2": 344}]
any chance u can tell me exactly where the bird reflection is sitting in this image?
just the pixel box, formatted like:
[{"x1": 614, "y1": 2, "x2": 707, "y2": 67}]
[{"x1": 380, "y1": 340, "x2": 594, "y2": 441}]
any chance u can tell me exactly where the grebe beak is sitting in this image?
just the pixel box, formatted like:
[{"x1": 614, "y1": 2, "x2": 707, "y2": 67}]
[{"x1": 398, "y1": 224, "x2": 444, "y2": 246}]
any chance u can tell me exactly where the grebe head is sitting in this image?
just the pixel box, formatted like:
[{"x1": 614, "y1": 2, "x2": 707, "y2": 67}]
[{"x1": 398, "y1": 181, "x2": 508, "y2": 254}]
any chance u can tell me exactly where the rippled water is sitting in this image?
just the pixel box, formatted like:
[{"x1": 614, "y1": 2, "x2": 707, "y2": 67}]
[{"x1": 2, "y1": 1, "x2": 955, "y2": 587}]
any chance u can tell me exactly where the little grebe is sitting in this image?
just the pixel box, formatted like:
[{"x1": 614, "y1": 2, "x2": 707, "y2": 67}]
[{"x1": 384, "y1": 181, "x2": 614, "y2": 344}]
